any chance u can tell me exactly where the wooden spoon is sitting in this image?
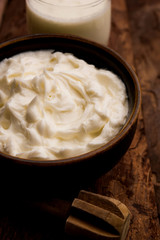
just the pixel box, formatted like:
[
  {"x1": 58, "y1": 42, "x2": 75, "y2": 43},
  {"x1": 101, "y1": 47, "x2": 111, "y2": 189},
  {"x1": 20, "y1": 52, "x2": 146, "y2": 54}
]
[{"x1": 30, "y1": 190, "x2": 131, "y2": 240}]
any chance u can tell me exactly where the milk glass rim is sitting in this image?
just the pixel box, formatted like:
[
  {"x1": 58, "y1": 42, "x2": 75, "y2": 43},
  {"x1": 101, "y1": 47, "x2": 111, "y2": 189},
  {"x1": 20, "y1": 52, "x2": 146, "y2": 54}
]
[{"x1": 27, "y1": 0, "x2": 110, "y2": 8}]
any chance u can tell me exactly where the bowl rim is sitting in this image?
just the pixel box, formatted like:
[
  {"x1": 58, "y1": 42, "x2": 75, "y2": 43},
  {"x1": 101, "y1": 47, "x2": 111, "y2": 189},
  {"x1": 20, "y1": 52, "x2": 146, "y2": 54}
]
[{"x1": 0, "y1": 34, "x2": 141, "y2": 167}]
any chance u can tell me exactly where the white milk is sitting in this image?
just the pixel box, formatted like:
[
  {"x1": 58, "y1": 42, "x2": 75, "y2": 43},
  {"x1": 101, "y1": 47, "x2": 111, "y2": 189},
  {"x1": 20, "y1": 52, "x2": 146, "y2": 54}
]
[{"x1": 26, "y1": 0, "x2": 111, "y2": 45}]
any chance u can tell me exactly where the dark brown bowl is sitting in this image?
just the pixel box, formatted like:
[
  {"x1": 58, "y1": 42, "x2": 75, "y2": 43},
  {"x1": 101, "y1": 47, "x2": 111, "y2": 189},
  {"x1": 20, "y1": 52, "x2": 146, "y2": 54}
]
[{"x1": 0, "y1": 35, "x2": 141, "y2": 198}]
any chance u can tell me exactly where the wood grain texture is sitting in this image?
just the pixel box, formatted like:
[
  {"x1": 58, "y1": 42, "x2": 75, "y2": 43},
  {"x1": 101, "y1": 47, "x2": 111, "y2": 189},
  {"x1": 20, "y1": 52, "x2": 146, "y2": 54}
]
[
  {"x1": 126, "y1": 0, "x2": 160, "y2": 216},
  {"x1": 0, "y1": 0, "x2": 8, "y2": 29},
  {"x1": 0, "y1": 0, "x2": 26, "y2": 41},
  {"x1": 0, "y1": 0, "x2": 159, "y2": 239}
]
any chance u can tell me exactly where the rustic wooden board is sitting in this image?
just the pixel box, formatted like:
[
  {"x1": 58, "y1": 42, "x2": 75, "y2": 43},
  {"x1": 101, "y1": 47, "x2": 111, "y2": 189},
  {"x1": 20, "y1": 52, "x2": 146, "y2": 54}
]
[
  {"x1": 0, "y1": 0, "x2": 159, "y2": 239},
  {"x1": 126, "y1": 0, "x2": 160, "y2": 216}
]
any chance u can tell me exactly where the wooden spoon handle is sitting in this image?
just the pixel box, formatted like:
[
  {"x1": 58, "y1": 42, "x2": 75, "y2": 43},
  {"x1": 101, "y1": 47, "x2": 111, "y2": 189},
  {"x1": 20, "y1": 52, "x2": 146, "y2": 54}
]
[{"x1": 65, "y1": 190, "x2": 131, "y2": 240}]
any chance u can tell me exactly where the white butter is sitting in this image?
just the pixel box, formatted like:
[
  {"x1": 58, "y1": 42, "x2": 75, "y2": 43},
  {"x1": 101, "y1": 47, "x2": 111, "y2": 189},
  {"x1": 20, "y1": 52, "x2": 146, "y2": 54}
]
[
  {"x1": 26, "y1": 0, "x2": 111, "y2": 45},
  {"x1": 0, "y1": 51, "x2": 128, "y2": 160}
]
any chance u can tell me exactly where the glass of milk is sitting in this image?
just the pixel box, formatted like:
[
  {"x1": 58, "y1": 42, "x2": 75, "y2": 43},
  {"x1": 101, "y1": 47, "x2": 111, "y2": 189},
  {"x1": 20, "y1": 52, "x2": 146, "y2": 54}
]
[{"x1": 26, "y1": 0, "x2": 111, "y2": 46}]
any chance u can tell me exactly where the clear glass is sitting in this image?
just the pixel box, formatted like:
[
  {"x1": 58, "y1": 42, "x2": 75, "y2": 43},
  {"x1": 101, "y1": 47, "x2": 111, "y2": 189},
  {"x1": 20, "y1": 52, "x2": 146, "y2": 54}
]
[{"x1": 26, "y1": 0, "x2": 111, "y2": 46}]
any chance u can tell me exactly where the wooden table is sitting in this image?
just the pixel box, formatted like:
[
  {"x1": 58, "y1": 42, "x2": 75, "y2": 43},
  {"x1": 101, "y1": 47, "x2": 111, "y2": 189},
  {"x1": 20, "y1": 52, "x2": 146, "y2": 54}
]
[{"x1": 0, "y1": 0, "x2": 160, "y2": 239}]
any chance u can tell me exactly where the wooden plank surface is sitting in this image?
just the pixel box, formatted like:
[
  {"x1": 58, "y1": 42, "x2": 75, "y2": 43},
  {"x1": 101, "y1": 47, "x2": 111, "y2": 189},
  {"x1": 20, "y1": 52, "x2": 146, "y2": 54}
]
[
  {"x1": 126, "y1": 0, "x2": 160, "y2": 215},
  {"x1": 0, "y1": 0, "x2": 7, "y2": 28},
  {"x1": 0, "y1": 0, "x2": 160, "y2": 239}
]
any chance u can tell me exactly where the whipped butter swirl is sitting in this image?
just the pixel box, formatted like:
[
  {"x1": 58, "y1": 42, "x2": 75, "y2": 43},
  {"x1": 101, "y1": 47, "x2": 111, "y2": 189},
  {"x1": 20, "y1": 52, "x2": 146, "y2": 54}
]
[{"x1": 0, "y1": 51, "x2": 128, "y2": 160}]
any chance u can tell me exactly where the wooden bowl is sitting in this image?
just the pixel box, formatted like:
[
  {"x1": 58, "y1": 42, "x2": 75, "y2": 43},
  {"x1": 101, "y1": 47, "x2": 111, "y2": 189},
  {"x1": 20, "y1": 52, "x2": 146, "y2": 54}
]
[{"x1": 0, "y1": 35, "x2": 141, "y2": 198}]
